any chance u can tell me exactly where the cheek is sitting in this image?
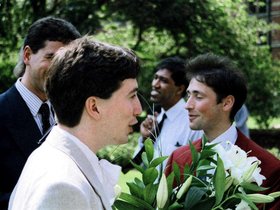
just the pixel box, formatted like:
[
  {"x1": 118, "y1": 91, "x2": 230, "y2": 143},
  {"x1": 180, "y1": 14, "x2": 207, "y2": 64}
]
[
  {"x1": 40, "y1": 60, "x2": 52, "y2": 71},
  {"x1": 196, "y1": 101, "x2": 210, "y2": 114}
]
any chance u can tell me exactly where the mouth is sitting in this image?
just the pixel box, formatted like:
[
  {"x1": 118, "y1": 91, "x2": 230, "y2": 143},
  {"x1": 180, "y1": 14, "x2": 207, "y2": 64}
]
[
  {"x1": 150, "y1": 90, "x2": 160, "y2": 97},
  {"x1": 128, "y1": 119, "x2": 138, "y2": 133},
  {"x1": 188, "y1": 114, "x2": 199, "y2": 122}
]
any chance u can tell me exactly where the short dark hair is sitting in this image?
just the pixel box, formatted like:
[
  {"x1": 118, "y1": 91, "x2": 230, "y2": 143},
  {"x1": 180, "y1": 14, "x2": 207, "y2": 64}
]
[
  {"x1": 14, "y1": 17, "x2": 81, "y2": 78},
  {"x1": 186, "y1": 53, "x2": 247, "y2": 121},
  {"x1": 155, "y1": 57, "x2": 188, "y2": 97},
  {"x1": 24, "y1": 16, "x2": 81, "y2": 53},
  {"x1": 46, "y1": 36, "x2": 140, "y2": 127}
]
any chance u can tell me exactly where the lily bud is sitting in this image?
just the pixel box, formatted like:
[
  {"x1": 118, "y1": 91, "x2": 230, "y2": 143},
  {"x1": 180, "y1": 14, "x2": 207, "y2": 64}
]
[
  {"x1": 243, "y1": 161, "x2": 258, "y2": 183},
  {"x1": 268, "y1": 191, "x2": 280, "y2": 199},
  {"x1": 157, "y1": 174, "x2": 168, "y2": 208},
  {"x1": 247, "y1": 193, "x2": 274, "y2": 203},
  {"x1": 114, "y1": 185, "x2": 122, "y2": 200},
  {"x1": 176, "y1": 175, "x2": 193, "y2": 199}
]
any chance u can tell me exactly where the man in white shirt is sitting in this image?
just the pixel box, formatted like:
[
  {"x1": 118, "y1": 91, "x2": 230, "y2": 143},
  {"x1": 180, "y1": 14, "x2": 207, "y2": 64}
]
[
  {"x1": 132, "y1": 57, "x2": 203, "y2": 170},
  {"x1": 8, "y1": 37, "x2": 142, "y2": 210}
]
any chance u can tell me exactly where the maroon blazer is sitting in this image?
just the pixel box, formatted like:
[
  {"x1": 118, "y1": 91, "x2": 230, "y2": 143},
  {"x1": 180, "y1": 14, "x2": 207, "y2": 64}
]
[{"x1": 165, "y1": 130, "x2": 280, "y2": 210}]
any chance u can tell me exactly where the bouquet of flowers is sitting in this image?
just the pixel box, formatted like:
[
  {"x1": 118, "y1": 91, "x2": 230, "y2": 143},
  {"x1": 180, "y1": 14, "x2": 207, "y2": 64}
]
[{"x1": 113, "y1": 138, "x2": 280, "y2": 210}]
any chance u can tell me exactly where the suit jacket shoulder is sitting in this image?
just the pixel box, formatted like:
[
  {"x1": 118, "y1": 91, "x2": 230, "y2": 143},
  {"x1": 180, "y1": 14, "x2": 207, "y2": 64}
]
[
  {"x1": 0, "y1": 85, "x2": 43, "y2": 208},
  {"x1": 9, "y1": 128, "x2": 112, "y2": 210},
  {"x1": 0, "y1": 85, "x2": 42, "y2": 155}
]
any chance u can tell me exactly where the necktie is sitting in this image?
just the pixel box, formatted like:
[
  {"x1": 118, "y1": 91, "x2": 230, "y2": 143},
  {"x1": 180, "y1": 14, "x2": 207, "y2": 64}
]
[
  {"x1": 132, "y1": 113, "x2": 167, "y2": 165},
  {"x1": 152, "y1": 113, "x2": 167, "y2": 140},
  {"x1": 39, "y1": 103, "x2": 51, "y2": 134}
]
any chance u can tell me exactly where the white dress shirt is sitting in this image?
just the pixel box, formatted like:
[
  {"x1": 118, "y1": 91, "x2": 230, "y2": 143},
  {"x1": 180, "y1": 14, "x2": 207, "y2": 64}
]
[{"x1": 206, "y1": 124, "x2": 237, "y2": 150}]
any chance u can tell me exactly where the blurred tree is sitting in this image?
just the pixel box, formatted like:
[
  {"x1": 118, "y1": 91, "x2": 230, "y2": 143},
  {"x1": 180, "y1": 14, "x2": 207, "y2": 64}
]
[{"x1": 0, "y1": 0, "x2": 279, "y2": 128}]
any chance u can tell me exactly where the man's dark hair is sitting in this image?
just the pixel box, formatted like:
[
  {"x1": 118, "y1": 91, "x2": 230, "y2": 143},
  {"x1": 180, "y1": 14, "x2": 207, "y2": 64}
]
[
  {"x1": 155, "y1": 56, "x2": 188, "y2": 97},
  {"x1": 186, "y1": 53, "x2": 247, "y2": 121},
  {"x1": 14, "y1": 16, "x2": 81, "y2": 78},
  {"x1": 46, "y1": 36, "x2": 140, "y2": 127},
  {"x1": 24, "y1": 16, "x2": 81, "y2": 53}
]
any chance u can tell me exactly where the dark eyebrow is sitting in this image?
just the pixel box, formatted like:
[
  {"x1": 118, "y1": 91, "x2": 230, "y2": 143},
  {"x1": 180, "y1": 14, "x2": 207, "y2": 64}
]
[
  {"x1": 129, "y1": 87, "x2": 138, "y2": 95},
  {"x1": 155, "y1": 74, "x2": 169, "y2": 80},
  {"x1": 187, "y1": 90, "x2": 202, "y2": 95},
  {"x1": 45, "y1": 53, "x2": 55, "y2": 57}
]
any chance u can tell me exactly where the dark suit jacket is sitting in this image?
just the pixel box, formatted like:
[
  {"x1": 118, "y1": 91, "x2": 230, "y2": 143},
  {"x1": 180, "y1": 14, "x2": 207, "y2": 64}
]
[
  {"x1": 165, "y1": 130, "x2": 280, "y2": 210},
  {"x1": 0, "y1": 85, "x2": 43, "y2": 209}
]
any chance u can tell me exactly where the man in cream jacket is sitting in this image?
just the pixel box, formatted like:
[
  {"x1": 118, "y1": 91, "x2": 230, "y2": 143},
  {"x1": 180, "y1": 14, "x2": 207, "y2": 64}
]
[{"x1": 9, "y1": 36, "x2": 142, "y2": 210}]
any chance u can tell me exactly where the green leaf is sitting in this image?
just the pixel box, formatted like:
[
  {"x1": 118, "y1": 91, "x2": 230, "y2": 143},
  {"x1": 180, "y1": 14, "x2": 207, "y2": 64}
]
[
  {"x1": 203, "y1": 143, "x2": 219, "y2": 151},
  {"x1": 127, "y1": 182, "x2": 144, "y2": 199},
  {"x1": 200, "y1": 150, "x2": 217, "y2": 159},
  {"x1": 189, "y1": 142, "x2": 200, "y2": 172},
  {"x1": 201, "y1": 135, "x2": 208, "y2": 148},
  {"x1": 113, "y1": 200, "x2": 144, "y2": 210},
  {"x1": 196, "y1": 159, "x2": 212, "y2": 177},
  {"x1": 134, "y1": 178, "x2": 145, "y2": 188},
  {"x1": 196, "y1": 165, "x2": 215, "y2": 172},
  {"x1": 166, "y1": 172, "x2": 175, "y2": 196},
  {"x1": 118, "y1": 192, "x2": 155, "y2": 210},
  {"x1": 214, "y1": 155, "x2": 226, "y2": 206},
  {"x1": 150, "y1": 156, "x2": 168, "y2": 168},
  {"x1": 167, "y1": 201, "x2": 184, "y2": 210},
  {"x1": 240, "y1": 182, "x2": 269, "y2": 192},
  {"x1": 183, "y1": 163, "x2": 190, "y2": 176},
  {"x1": 143, "y1": 183, "x2": 158, "y2": 205},
  {"x1": 183, "y1": 186, "x2": 208, "y2": 210},
  {"x1": 144, "y1": 138, "x2": 154, "y2": 162},
  {"x1": 143, "y1": 167, "x2": 158, "y2": 185},
  {"x1": 142, "y1": 152, "x2": 149, "y2": 168},
  {"x1": 130, "y1": 160, "x2": 144, "y2": 173},
  {"x1": 173, "y1": 162, "x2": 181, "y2": 185},
  {"x1": 191, "y1": 197, "x2": 215, "y2": 210}
]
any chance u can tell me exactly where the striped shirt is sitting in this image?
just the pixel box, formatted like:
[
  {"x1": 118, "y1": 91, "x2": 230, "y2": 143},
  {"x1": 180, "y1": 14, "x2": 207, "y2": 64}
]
[{"x1": 15, "y1": 78, "x2": 56, "y2": 134}]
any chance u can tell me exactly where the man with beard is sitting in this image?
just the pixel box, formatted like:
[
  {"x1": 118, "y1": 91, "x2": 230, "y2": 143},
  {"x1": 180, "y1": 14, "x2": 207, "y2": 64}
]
[{"x1": 131, "y1": 57, "x2": 203, "y2": 171}]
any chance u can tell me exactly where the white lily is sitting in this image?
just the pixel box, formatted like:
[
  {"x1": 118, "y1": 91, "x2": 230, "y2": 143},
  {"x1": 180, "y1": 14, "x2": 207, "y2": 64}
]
[{"x1": 156, "y1": 173, "x2": 168, "y2": 209}]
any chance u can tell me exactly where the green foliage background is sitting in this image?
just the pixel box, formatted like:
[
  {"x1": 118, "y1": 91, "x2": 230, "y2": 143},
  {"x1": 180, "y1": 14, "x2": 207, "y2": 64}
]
[{"x1": 1, "y1": 0, "x2": 280, "y2": 164}]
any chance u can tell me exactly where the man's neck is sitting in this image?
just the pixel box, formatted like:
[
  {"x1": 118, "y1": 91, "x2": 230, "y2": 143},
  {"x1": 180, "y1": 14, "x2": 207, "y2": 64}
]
[
  {"x1": 205, "y1": 123, "x2": 232, "y2": 142},
  {"x1": 161, "y1": 98, "x2": 181, "y2": 111}
]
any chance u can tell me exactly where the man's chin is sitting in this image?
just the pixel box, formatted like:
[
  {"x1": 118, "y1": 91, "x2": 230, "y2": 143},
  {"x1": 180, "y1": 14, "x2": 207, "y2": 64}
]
[
  {"x1": 189, "y1": 124, "x2": 200, "y2": 131},
  {"x1": 150, "y1": 97, "x2": 160, "y2": 104}
]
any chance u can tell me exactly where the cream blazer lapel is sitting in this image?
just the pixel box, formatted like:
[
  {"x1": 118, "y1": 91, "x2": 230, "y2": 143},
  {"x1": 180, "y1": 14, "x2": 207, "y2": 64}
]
[{"x1": 47, "y1": 128, "x2": 112, "y2": 210}]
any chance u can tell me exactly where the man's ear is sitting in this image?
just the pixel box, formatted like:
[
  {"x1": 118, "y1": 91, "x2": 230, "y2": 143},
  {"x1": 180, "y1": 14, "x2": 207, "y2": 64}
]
[
  {"x1": 23, "y1": 46, "x2": 32, "y2": 65},
  {"x1": 222, "y1": 95, "x2": 235, "y2": 112},
  {"x1": 176, "y1": 84, "x2": 185, "y2": 96},
  {"x1": 85, "y1": 96, "x2": 100, "y2": 120}
]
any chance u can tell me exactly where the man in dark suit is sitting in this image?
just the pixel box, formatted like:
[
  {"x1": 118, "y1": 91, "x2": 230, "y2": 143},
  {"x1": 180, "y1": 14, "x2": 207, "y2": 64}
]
[
  {"x1": 165, "y1": 53, "x2": 280, "y2": 209},
  {"x1": 0, "y1": 17, "x2": 80, "y2": 209}
]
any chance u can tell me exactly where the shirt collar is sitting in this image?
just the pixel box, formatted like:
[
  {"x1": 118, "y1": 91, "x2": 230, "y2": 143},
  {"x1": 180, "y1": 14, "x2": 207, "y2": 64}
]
[
  {"x1": 15, "y1": 78, "x2": 51, "y2": 116},
  {"x1": 159, "y1": 98, "x2": 185, "y2": 122},
  {"x1": 55, "y1": 126, "x2": 121, "y2": 205},
  {"x1": 208, "y1": 124, "x2": 238, "y2": 150}
]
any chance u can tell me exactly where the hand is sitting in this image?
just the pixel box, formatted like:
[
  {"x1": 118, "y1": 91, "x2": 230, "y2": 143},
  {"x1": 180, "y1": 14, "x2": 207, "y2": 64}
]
[{"x1": 140, "y1": 112, "x2": 159, "y2": 139}]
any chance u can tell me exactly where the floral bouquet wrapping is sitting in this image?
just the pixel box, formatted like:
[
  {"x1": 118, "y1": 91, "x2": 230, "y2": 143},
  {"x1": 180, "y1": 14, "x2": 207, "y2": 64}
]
[{"x1": 113, "y1": 138, "x2": 280, "y2": 210}]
